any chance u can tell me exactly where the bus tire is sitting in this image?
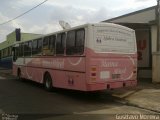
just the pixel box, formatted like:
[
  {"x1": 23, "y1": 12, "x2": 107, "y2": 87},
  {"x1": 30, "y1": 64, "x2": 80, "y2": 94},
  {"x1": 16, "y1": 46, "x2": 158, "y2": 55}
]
[
  {"x1": 17, "y1": 68, "x2": 22, "y2": 81},
  {"x1": 44, "y1": 73, "x2": 52, "y2": 91}
]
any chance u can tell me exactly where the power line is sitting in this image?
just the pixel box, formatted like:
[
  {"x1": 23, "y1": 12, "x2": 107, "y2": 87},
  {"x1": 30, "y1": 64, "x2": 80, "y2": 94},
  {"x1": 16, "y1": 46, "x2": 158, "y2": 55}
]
[{"x1": 0, "y1": 0, "x2": 48, "y2": 26}]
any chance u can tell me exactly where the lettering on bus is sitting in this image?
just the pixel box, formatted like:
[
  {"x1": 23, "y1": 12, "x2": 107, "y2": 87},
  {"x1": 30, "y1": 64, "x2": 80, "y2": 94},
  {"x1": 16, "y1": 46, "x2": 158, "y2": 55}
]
[
  {"x1": 101, "y1": 60, "x2": 118, "y2": 67},
  {"x1": 97, "y1": 29, "x2": 132, "y2": 37},
  {"x1": 42, "y1": 59, "x2": 64, "y2": 69},
  {"x1": 114, "y1": 68, "x2": 126, "y2": 74},
  {"x1": 103, "y1": 36, "x2": 127, "y2": 42}
]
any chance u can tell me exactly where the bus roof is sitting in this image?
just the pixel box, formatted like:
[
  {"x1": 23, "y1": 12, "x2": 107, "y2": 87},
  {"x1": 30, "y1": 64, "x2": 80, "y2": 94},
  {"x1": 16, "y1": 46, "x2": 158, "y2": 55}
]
[
  {"x1": 38, "y1": 22, "x2": 134, "y2": 39},
  {"x1": 12, "y1": 22, "x2": 134, "y2": 45}
]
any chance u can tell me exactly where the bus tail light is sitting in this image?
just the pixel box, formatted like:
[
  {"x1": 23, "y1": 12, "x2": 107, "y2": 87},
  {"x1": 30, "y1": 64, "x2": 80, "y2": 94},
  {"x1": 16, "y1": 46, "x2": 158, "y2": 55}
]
[
  {"x1": 90, "y1": 66, "x2": 97, "y2": 81},
  {"x1": 133, "y1": 70, "x2": 137, "y2": 74},
  {"x1": 91, "y1": 67, "x2": 96, "y2": 71},
  {"x1": 133, "y1": 66, "x2": 137, "y2": 74},
  {"x1": 132, "y1": 66, "x2": 137, "y2": 79},
  {"x1": 91, "y1": 78, "x2": 96, "y2": 81},
  {"x1": 91, "y1": 73, "x2": 96, "y2": 76}
]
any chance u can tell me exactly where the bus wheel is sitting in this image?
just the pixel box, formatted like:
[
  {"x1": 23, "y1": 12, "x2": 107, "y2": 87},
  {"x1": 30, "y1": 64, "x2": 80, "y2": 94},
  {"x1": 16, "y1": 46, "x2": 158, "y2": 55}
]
[
  {"x1": 44, "y1": 73, "x2": 52, "y2": 91},
  {"x1": 17, "y1": 69, "x2": 22, "y2": 80}
]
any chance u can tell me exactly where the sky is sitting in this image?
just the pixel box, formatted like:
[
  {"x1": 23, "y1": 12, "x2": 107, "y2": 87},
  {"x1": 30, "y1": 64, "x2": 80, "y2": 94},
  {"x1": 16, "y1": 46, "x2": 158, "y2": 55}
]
[{"x1": 0, "y1": 0, "x2": 157, "y2": 43}]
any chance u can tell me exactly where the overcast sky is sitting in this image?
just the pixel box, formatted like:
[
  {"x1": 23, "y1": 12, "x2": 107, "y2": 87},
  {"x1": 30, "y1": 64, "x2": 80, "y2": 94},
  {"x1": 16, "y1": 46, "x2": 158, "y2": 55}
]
[{"x1": 0, "y1": 0, "x2": 157, "y2": 43}]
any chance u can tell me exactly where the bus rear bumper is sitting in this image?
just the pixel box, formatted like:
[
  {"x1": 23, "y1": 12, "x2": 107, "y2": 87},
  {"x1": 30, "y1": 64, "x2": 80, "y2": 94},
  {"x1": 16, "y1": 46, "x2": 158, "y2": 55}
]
[{"x1": 86, "y1": 80, "x2": 137, "y2": 91}]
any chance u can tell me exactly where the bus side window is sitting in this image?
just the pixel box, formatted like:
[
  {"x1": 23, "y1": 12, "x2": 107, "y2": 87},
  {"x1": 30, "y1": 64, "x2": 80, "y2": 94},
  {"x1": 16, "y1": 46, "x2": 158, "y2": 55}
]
[
  {"x1": 43, "y1": 37, "x2": 49, "y2": 55},
  {"x1": 19, "y1": 43, "x2": 24, "y2": 57},
  {"x1": 1, "y1": 50, "x2": 3, "y2": 58},
  {"x1": 43, "y1": 35, "x2": 56, "y2": 55},
  {"x1": 66, "y1": 30, "x2": 76, "y2": 55},
  {"x1": 28, "y1": 41, "x2": 32, "y2": 56},
  {"x1": 12, "y1": 47, "x2": 17, "y2": 61},
  {"x1": 24, "y1": 41, "x2": 32, "y2": 57},
  {"x1": 3, "y1": 48, "x2": 9, "y2": 58},
  {"x1": 49, "y1": 35, "x2": 56, "y2": 55},
  {"x1": 8, "y1": 46, "x2": 12, "y2": 56},
  {"x1": 7, "y1": 47, "x2": 9, "y2": 57},
  {"x1": 0, "y1": 50, "x2": 1, "y2": 60},
  {"x1": 32, "y1": 38, "x2": 42, "y2": 56},
  {"x1": 32, "y1": 40, "x2": 38, "y2": 55},
  {"x1": 24, "y1": 42, "x2": 28, "y2": 56},
  {"x1": 37, "y1": 39, "x2": 42, "y2": 55},
  {"x1": 16, "y1": 47, "x2": 19, "y2": 58},
  {"x1": 5, "y1": 48, "x2": 7, "y2": 57},
  {"x1": 3, "y1": 49, "x2": 5, "y2": 58},
  {"x1": 66, "y1": 29, "x2": 85, "y2": 55},
  {"x1": 0, "y1": 50, "x2": 1, "y2": 59},
  {"x1": 76, "y1": 29, "x2": 85, "y2": 55},
  {"x1": 56, "y1": 33, "x2": 66, "y2": 55}
]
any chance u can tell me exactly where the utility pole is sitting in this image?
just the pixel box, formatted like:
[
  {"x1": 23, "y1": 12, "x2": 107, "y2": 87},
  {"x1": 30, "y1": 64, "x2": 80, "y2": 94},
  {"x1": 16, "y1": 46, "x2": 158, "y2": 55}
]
[{"x1": 157, "y1": 0, "x2": 160, "y2": 51}]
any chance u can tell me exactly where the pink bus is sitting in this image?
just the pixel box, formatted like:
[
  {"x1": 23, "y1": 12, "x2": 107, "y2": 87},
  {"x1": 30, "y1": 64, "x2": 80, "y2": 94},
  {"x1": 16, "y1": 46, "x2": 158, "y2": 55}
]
[{"x1": 12, "y1": 23, "x2": 137, "y2": 91}]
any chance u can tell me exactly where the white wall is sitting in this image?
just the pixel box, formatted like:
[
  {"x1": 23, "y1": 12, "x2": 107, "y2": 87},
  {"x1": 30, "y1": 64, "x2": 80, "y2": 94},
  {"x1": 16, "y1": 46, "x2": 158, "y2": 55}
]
[
  {"x1": 151, "y1": 25, "x2": 157, "y2": 53},
  {"x1": 152, "y1": 53, "x2": 160, "y2": 83}
]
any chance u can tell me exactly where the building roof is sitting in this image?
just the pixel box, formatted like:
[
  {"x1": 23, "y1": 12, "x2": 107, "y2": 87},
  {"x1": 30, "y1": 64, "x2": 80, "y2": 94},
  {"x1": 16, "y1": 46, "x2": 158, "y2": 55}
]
[
  {"x1": 103, "y1": 6, "x2": 156, "y2": 22},
  {"x1": 0, "y1": 31, "x2": 42, "y2": 50}
]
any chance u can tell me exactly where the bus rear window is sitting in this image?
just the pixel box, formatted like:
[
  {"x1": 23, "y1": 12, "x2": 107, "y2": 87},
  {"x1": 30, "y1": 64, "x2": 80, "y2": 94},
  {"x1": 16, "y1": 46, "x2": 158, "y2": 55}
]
[{"x1": 94, "y1": 26, "x2": 136, "y2": 53}]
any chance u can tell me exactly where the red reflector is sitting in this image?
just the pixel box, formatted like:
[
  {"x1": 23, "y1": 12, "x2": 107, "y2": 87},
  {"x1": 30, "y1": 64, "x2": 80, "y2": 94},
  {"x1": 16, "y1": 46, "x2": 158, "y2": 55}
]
[
  {"x1": 133, "y1": 71, "x2": 137, "y2": 73},
  {"x1": 91, "y1": 73, "x2": 96, "y2": 76}
]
